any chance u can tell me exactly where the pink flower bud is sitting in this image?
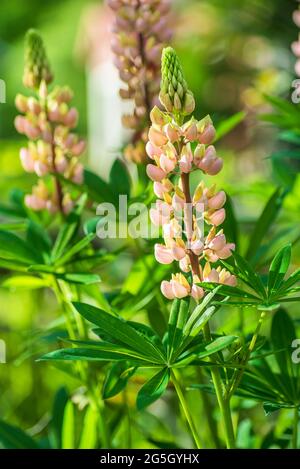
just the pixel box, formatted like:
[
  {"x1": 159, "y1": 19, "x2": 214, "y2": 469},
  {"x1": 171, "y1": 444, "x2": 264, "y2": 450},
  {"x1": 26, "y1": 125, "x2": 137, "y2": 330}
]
[
  {"x1": 209, "y1": 234, "x2": 226, "y2": 251},
  {"x1": 199, "y1": 124, "x2": 216, "y2": 144},
  {"x1": 171, "y1": 244, "x2": 186, "y2": 261},
  {"x1": 20, "y1": 148, "x2": 35, "y2": 172},
  {"x1": 25, "y1": 194, "x2": 46, "y2": 211},
  {"x1": 191, "y1": 239, "x2": 204, "y2": 256},
  {"x1": 154, "y1": 244, "x2": 174, "y2": 264},
  {"x1": 15, "y1": 94, "x2": 28, "y2": 113},
  {"x1": 171, "y1": 280, "x2": 189, "y2": 298},
  {"x1": 179, "y1": 256, "x2": 190, "y2": 272},
  {"x1": 208, "y1": 191, "x2": 226, "y2": 209},
  {"x1": 146, "y1": 164, "x2": 166, "y2": 181},
  {"x1": 55, "y1": 156, "x2": 68, "y2": 173},
  {"x1": 191, "y1": 284, "x2": 204, "y2": 300},
  {"x1": 64, "y1": 108, "x2": 78, "y2": 128},
  {"x1": 293, "y1": 10, "x2": 300, "y2": 27},
  {"x1": 204, "y1": 269, "x2": 219, "y2": 283},
  {"x1": 159, "y1": 154, "x2": 176, "y2": 173},
  {"x1": 292, "y1": 41, "x2": 300, "y2": 58},
  {"x1": 148, "y1": 126, "x2": 168, "y2": 147},
  {"x1": 224, "y1": 275, "x2": 237, "y2": 287},
  {"x1": 34, "y1": 161, "x2": 49, "y2": 177},
  {"x1": 207, "y1": 157, "x2": 223, "y2": 176},
  {"x1": 146, "y1": 141, "x2": 163, "y2": 159},
  {"x1": 183, "y1": 121, "x2": 198, "y2": 141},
  {"x1": 72, "y1": 140, "x2": 86, "y2": 156},
  {"x1": 164, "y1": 123, "x2": 180, "y2": 142},
  {"x1": 209, "y1": 208, "x2": 226, "y2": 226},
  {"x1": 217, "y1": 243, "x2": 235, "y2": 259},
  {"x1": 150, "y1": 106, "x2": 168, "y2": 126},
  {"x1": 161, "y1": 280, "x2": 175, "y2": 300},
  {"x1": 24, "y1": 120, "x2": 40, "y2": 139},
  {"x1": 72, "y1": 164, "x2": 84, "y2": 184},
  {"x1": 14, "y1": 116, "x2": 26, "y2": 134},
  {"x1": 153, "y1": 181, "x2": 168, "y2": 198}
]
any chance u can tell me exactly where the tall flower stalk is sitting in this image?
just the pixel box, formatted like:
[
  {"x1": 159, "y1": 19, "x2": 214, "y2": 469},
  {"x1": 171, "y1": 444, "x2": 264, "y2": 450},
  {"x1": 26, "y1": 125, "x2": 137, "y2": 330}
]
[
  {"x1": 108, "y1": 0, "x2": 172, "y2": 163},
  {"x1": 146, "y1": 47, "x2": 236, "y2": 448},
  {"x1": 15, "y1": 29, "x2": 85, "y2": 215}
]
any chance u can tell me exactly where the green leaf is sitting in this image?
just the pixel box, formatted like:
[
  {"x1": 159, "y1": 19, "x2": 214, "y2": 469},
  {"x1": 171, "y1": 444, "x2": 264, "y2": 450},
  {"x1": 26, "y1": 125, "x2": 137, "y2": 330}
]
[
  {"x1": 40, "y1": 345, "x2": 159, "y2": 365},
  {"x1": 61, "y1": 401, "x2": 75, "y2": 449},
  {"x1": 137, "y1": 368, "x2": 170, "y2": 410},
  {"x1": 176, "y1": 335, "x2": 237, "y2": 365},
  {"x1": 84, "y1": 169, "x2": 117, "y2": 204},
  {"x1": 0, "y1": 230, "x2": 41, "y2": 264},
  {"x1": 214, "y1": 111, "x2": 246, "y2": 142},
  {"x1": 79, "y1": 406, "x2": 98, "y2": 449},
  {"x1": 245, "y1": 188, "x2": 286, "y2": 263},
  {"x1": 0, "y1": 420, "x2": 39, "y2": 449},
  {"x1": 268, "y1": 244, "x2": 291, "y2": 294},
  {"x1": 263, "y1": 402, "x2": 283, "y2": 416},
  {"x1": 232, "y1": 253, "x2": 266, "y2": 298},
  {"x1": 167, "y1": 298, "x2": 189, "y2": 359},
  {"x1": 183, "y1": 289, "x2": 219, "y2": 337},
  {"x1": 72, "y1": 302, "x2": 165, "y2": 363},
  {"x1": 54, "y1": 233, "x2": 96, "y2": 267},
  {"x1": 109, "y1": 159, "x2": 131, "y2": 198},
  {"x1": 26, "y1": 221, "x2": 52, "y2": 263},
  {"x1": 51, "y1": 194, "x2": 87, "y2": 262},
  {"x1": 222, "y1": 194, "x2": 239, "y2": 248},
  {"x1": 279, "y1": 130, "x2": 300, "y2": 145},
  {"x1": 50, "y1": 387, "x2": 69, "y2": 449},
  {"x1": 55, "y1": 273, "x2": 101, "y2": 285},
  {"x1": 1, "y1": 275, "x2": 47, "y2": 290},
  {"x1": 103, "y1": 362, "x2": 136, "y2": 399},
  {"x1": 271, "y1": 309, "x2": 298, "y2": 400}
]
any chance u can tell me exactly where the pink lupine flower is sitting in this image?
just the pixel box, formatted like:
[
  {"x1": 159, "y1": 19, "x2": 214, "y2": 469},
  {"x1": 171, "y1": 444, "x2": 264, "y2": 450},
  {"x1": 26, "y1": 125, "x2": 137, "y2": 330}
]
[
  {"x1": 108, "y1": 0, "x2": 173, "y2": 164},
  {"x1": 146, "y1": 164, "x2": 167, "y2": 181},
  {"x1": 154, "y1": 244, "x2": 174, "y2": 264},
  {"x1": 16, "y1": 29, "x2": 85, "y2": 214},
  {"x1": 147, "y1": 47, "x2": 236, "y2": 301}
]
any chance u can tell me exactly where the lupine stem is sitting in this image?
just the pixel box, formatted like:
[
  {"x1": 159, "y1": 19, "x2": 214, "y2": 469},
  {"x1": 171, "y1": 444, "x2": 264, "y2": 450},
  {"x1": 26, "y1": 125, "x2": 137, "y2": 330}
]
[
  {"x1": 171, "y1": 370, "x2": 202, "y2": 449},
  {"x1": 203, "y1": 323, "x2": 236, "y2": 449},
  {"x1": 292, "y1": 407, "x2": 299, "y2": 449},
  {"x1": 181, "y1": 158, "x2": 236, "y2": 449}
]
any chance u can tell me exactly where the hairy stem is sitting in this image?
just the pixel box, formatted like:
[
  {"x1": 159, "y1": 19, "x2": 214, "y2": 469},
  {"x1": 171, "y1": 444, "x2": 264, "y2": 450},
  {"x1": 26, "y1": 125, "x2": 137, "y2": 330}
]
[{"x1": 171, "y1": 370, "x2": 202, "y2": 449}]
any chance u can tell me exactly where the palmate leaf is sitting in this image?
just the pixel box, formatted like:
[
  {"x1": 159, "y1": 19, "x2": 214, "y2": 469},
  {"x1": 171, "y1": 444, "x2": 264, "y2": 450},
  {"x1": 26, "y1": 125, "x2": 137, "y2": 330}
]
[
  {"x1": 40, "y1": 344, "x2": 160, "y2": 366},
  {"x1": 72, "y1": 302, "x2": 165, "y2": 363},
  {"x1": 271, "y1": 309, "x2": 299, "y2": 401},
  {"x1": 0, "y1": 230, "x2": 41, "y2": 265},
  {"x1": 167, "y1": 298, "x2": 189, "y2": 360},
  {"x1": 174, "y1": 335, "x2": 237, "y2": 367},
  {"x1": 103, "y1": 362, "x2": 136, "y2": 399},
  {"x1": 268, "y1": 244, "x2": 291, "y2": 295},
  {"x1": 51, "y1": 194, "x2": 87, "y2": 262},
  {"x1": 245, "y1": 187, "x2": 286, "y2": 265},
  {"x1": 137, "y1": 368, "x2": 170, "y2": 410}
]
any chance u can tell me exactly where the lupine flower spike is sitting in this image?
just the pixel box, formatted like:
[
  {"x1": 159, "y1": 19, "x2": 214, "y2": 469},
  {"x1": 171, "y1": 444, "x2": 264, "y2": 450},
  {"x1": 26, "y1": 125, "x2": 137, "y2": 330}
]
[
  {"x1": 147, "y1": 47, "x2": 236, "y2": 301},
  {"x1": 15, "y1": 29, "x2": 85, "y2": 214},
  {"x1": 108, "y1": 0, "x2": 172, "y2": 164}
]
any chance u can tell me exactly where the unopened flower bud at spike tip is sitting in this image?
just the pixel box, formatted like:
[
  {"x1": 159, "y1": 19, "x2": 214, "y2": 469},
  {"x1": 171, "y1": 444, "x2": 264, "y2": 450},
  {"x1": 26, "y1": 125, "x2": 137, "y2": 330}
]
[
  {"x1": 159, "y1": 47, "x2": 195, "y2": 115},
  {"x1": 23, "y1": 29, "x2": 53, "y2": 90}
]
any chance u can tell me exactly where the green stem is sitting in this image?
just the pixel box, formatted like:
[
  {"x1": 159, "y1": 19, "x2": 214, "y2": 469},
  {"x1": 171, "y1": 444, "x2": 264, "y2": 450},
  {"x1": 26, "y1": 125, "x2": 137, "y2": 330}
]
[
  {"x1": 227, "y1": 310, "x2": 266, "y2": 400},
  {"x1": 292, "y1": 407, "x2": 299, "y2": 449},
  {"x1": 196, "y1": 368, "x2": 221, "y2": 448},
  {"x1": 171, "y1": 370, "x2": 202, "y2": 449},
  {"x1": 203, "y1": 323, "x2": 235, "y2": 449}
]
